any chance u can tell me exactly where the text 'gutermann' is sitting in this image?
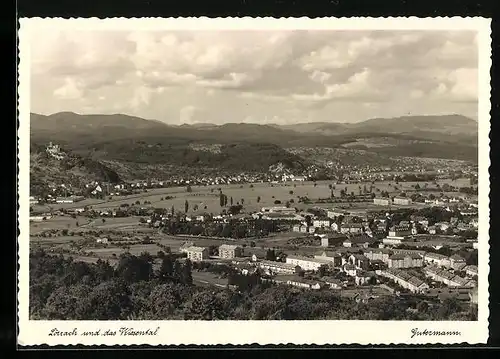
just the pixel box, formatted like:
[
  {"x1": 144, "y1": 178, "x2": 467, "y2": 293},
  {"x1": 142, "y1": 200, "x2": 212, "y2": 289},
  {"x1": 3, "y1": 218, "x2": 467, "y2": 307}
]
[{"x1": 410, "y1": 328, "x2": 462, "y2": 339}]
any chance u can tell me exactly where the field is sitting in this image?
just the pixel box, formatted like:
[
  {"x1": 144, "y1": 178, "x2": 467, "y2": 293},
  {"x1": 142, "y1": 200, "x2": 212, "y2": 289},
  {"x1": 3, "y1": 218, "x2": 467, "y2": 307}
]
[
  {"x1": 31, "y1": 178, "x2": 474, "y2": 218},
  {"x1": 30, "y1": 215, "x2": 89, "y2": 234}
]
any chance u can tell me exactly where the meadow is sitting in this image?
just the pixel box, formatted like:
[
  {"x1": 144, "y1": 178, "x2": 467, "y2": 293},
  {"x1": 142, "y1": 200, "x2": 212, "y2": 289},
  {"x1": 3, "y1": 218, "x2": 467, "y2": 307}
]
[{"x1": 31, "y1": 178, "x2": 474, "y2": 218}]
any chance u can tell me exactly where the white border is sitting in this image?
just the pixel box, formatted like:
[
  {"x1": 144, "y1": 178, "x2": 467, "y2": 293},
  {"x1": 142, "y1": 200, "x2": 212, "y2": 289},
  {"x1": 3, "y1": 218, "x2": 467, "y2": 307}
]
[{"x1": 18, "y1": 17, "x2": 491, "y2": 346}]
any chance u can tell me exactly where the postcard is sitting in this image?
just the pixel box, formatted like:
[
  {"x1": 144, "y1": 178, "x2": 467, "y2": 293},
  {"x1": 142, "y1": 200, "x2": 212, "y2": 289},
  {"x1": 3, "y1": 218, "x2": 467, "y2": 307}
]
[{"x1": 18, "y1": 17, "x2": 491, "y2": 346}]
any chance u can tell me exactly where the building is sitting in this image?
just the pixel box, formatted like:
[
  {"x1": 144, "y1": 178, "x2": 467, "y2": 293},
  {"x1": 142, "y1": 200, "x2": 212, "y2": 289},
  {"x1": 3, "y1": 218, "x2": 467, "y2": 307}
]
[
  {"x1": 343, "y1": 263, "x2": 357, "y2": 277},
  {"x1": 382, "y1": 237, "x2": 404, "y2": 246},
  {"x1": 179, "y1": 241, "x2": 195, "y2": 253},
  {"x1": 321, "y1": 276, "x2": 343, "y2": 289},
  {"x1": 424, "y1": 252, "x2": 451, "y2": 268},
  {"x1": 46, "y1": 142, "x2": 66, "y2": 160},
  {"x1": 424, "y1": 266, "x2": 475, "y2": 288},
  {"x1": 261, "y1": 212, "x2": 299, "y2": 221},
  {"x1": 389, "y1": 225, "x2": 412, "y2": 237},
  {"x1": 314, "y1": 251, "x2": 342, "y2": 267},
  {"x1": 345, "y1": 234, "x2": 375, "y2": 248},
  {"x1": 373, "y1": 197, "x2": 390, "y2": 206},
  {"x1": 364, "y1": 248, "x2": 392, "y2": 263},
  {"x1": 393, "y1": 197, "x2": 412, "y2": 205},
  {"x1": 379, "y1": 268, "x2": 429, "y2": 293},
  {"x1": 286, "y1": 255, "x2": 331, "y2": 271},
  {"x1": 387, "y1": 253, "x2": 423, "y2": 269},
  {"x1": 185, "y1": 246, "x2": 209, "y2": 262},
  {"x1": 320, "y1": 234, "x2": 348, "y2": 247},
  {"x1": 261, "y1": 206, "x2": 296, "y2": 214},
  {"x1": 348, "y1": 254, "x2": 370, "y2": 270},
  {"x1": 313, "y1": 218, "x2": 331, "y2": 228},
  {"x1": 286, "y1": 278, "x2": 322, "y2": 290},
  {"x1": 411, "y1": 216, "x2": 429, "y2": 228},
  {"x1": 449, "y1": 254, "x2": 466, "y2": 269},
  {"x1": 392, "y1": 248, "x2": 425, "y2": 257},
  {"x1": 219, "y1": 244, "x2": 243, "y2": 259},
  {"x1": 469, "y1": 287, "x2": 478, "y2": 304},
  {"x1": 355, "y1": 270, "x2": 375, "y2": 286},
  {"x1": 345, "y1": 223, "x2": 364, "y2": 234},
  {"x1": 258, "y1": 260, "x2": 296, "y2": 275},
  {"x1": 327, "y1": 209, "x2": 349, "y2": 219},
  {"x1": 435, "y1": 222, "x2": 451, "y2": 232},
  {"x1": 290, "y1": 175, "x2": 306, "y2": 182},
  {"x1": 465, "y1": 265, "x2": 478, "y2": 277}
]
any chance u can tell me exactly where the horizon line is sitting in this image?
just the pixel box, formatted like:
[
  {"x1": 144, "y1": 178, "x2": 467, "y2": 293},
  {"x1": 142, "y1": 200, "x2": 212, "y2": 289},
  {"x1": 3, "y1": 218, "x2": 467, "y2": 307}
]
[{"x1": 30, "y1": 111, "x2": 477, "y2": 127}]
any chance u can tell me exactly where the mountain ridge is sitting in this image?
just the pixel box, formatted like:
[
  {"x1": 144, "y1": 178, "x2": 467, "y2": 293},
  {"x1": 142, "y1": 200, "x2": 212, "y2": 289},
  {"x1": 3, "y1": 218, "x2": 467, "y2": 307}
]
[{"x1": 30, "y1": 112, "x2": 478, "y2": 164}]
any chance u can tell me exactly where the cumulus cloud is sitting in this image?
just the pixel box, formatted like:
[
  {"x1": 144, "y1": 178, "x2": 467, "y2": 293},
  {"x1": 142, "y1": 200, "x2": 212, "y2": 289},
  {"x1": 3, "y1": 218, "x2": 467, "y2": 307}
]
[
  {"x1": 29, "y1": 26, "x2": 479, "y2": 123},
  {"x1": 53, "y1": 77, "x2": 84, "y2": 100}
]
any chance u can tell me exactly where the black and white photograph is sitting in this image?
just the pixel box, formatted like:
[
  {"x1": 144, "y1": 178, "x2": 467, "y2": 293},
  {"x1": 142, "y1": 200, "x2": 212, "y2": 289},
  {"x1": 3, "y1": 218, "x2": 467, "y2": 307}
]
[{"x1": 17, "y1": 17, "x2": 491, "y2": 345}]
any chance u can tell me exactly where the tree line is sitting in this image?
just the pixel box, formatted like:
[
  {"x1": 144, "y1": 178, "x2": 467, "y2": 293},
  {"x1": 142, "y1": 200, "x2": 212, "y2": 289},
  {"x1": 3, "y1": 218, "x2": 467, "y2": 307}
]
[{"x1": 29, "y1": 249, "x2": 476, "y2": 321}]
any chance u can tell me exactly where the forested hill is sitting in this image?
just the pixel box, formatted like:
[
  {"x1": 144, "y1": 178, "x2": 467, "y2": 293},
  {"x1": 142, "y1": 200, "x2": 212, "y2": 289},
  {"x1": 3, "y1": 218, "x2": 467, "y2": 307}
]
[
  {"x1": 30, "y1": 143, "x2": 121, "y2": 195},
  {"x1": 30, "y1": 112, "x2": 478, "y2": 164},
  {"x1": 66, "y1": 140, "x2": 309, "y2": 173}
]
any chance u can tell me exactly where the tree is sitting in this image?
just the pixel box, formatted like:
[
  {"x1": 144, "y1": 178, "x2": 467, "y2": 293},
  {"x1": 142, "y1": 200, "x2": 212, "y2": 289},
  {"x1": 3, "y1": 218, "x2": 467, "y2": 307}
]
[
  {"x1": 172, "y1": 260, "x2": 183, "y2": 281},
  {"x1": 186, "y1": 185, "x2": 193, "y2": 193},
  {"x1": 181, "y1": 259, "x2": 193, "y2": 285},
  {"x1": 228, "y1": 205, "x2": 243, "y2": 215},
  {"x1": 257, "y1": 196, "x2": 261, "y2": 203},
  {"x1": 265, "y1": 249, "x2": 276, "y2": 261},
  {"x1": 102, "y1": 218, "x2": 106, "y2": 223},
  {"x1": 193, "y1": 204, "x2": 199, "y2": 211},
  {"x1": 241, "y1": 198, "x2": 244, "y2": 205},
  {"x1": 416, "y1": 301, "x2": 429, "y2": 313},
  {"x1": 171, "y1": 205, "x2": 175, "y2": 216},
  {"x1": 184, "y1": 200, "x2": 189, "y2": 213},
  {"x1": 230, "y1": 197, "x2": 234, "y2": 206},
  {"x1": 289, "y1": 190, "x2": 294, "y2": 195},
  {"x1": 318, "y1": 265, "x2": 328, "y2": 277}
]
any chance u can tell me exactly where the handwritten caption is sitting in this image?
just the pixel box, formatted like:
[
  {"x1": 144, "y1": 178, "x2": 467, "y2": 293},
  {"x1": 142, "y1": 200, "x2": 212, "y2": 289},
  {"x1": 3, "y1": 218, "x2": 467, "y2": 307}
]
[
  {"x1": 48, "y1": 327, "x2": 160, "y2": 337},
  {"x1": 410, "y1": 328, "x2": 461, "y2": 339}
]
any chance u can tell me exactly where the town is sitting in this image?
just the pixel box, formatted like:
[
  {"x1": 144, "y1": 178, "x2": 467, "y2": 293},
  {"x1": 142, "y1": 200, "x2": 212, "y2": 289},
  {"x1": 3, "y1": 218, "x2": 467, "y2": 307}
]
[{"x1": 30, "y1": 143, "x2": 480, "y2": 317}]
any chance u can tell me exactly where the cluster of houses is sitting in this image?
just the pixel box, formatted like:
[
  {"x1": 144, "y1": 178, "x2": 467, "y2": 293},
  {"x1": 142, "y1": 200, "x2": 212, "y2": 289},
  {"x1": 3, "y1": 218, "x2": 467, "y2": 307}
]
[
  {"x1": 290, "y1": 205, "x2": 478, "y2": 249},
  {"x1": 177, "y1": 233, "x2": 477, "y2": 295},
  {"x1": 373, "y1": 196, "x2": 412, "y2": 206},
  {"x1": 378, "y1": 268, "x2": 429, "y2": 293},
  {"x1": 423, "y1": 266, "x2": 476, "y2": 288}
]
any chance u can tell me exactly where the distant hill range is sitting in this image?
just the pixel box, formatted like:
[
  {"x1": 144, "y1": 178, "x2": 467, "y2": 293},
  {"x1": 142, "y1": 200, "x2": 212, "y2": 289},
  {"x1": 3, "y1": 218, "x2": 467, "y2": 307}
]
[
  {"x1": 30, "y1": 112, "x2": 478, "y2": 176},
  {"x1": 279, "y1": 114, "x2": 477, "y2": 136}
]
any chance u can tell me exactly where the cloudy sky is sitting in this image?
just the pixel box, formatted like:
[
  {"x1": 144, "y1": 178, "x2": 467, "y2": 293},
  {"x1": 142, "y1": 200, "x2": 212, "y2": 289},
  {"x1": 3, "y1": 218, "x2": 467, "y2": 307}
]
[{"x1": 30, "y1": 29, "x2": 478, "y2": 124}]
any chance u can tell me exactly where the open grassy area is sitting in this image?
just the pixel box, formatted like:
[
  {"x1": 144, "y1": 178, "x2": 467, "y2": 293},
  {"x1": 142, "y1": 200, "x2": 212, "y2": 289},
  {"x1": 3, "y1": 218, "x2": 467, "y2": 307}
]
[
  {"x1": 30, "y1": 215, "x2": 89, "y2": 234},
  {"x1": 31, "y1": 177, "x2": 474, "y2": 218}
]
